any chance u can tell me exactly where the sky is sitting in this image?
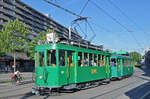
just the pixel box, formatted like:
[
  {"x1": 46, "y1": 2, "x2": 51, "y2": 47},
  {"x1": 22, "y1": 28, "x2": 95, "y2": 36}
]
[{"x1": 22, "y1": 0, "x2": 150, "y2": 55}]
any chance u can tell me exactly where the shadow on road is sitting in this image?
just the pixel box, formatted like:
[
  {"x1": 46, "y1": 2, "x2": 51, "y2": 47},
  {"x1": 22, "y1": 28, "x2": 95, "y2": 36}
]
[
  {"x1": 19, "y1": 80, "x2": 33, "y2": 85},
  {"x1": 20, "y1": 92, "x2": 34, "y2": 99},
  {"x1": 125, "y1": 66, "x2": 150, "y2": 99},
  {"x1": 125, "y1": 81, "x2": 150, "y2": 99}
]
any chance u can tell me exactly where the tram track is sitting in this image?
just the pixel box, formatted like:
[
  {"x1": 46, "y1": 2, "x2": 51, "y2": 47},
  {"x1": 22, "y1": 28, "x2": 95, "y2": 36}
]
[
  {"x1": 0, "y1": 73, "x2": 148, "y2": 99},
  {"x1": 42, "y1": 74, "x2": 145, "y2": 99}
]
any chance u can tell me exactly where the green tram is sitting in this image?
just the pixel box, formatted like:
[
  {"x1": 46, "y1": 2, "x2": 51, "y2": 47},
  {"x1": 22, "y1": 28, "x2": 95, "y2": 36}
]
[
  {"x1": 32, "y1": 41, "x2": 112, "y2": 94},
  {"x1": 110, "y1": 52, "x2": 134, "y2": 79},
  {"x1": 32, "y1": 35, "x2": 134, "y2": 94}
]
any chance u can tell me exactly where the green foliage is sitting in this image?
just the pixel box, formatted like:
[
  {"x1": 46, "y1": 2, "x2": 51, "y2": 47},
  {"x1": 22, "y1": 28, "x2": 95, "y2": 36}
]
[
  {"x1": 26, "y1": 29, "x2": 57, "y2": 59},
  {"x1": 134, "y1": 64, "x2": 142, "y2": 68},
  {"x1": 129, "y1": 51, "x2": 142, "y2": 63},
  {"x1": 0, "y1": 19, "x2": 30, "y2": 56}
]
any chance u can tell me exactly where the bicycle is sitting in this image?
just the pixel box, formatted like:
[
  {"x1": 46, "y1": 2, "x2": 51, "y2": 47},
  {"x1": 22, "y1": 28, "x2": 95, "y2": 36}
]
[{"x1": 11, "y1": 74, "x2": 23, "y2": 85}]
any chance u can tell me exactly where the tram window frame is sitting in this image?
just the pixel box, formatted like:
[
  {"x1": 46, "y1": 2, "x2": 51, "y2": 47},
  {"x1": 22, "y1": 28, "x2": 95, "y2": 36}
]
[
  {"x1": 124, "y1": 59, "x2": 126, "y2": 66},
  {"x1": 59, "y1": 50, "x2": 66, "y2": 66},
  {"x1": 98, "y1": 55, "x2": 101, "y2": 66},
  {"x1": 123, "y1": 59, "x2": 126, "y2": 66},
  {"x1": 102, "y1": 55, "x2": 105, "y2": 66},
  {"x1": 78, "y1": 52, "x2": 83, "y2": 67},
  {"x1": 47, "y1": 50, "x2": 56, "y2": 67},
  {"x1": 109, "y1": 57, "x2": 111, "y2": 66},
  {"x1": 129, "y1": 60, "x2": 131, "y2": 66},
  {"x1": 125, "y1": 59, "x2": 127, "y2": 66},
  {"x1": 117, "y1": 59, "x2": 120, "y2": 67},
  {"x1": 111, "y1": 58, "x2": 116, "y2": 67},
  {"x1": 84, "y1": 53, "x2": 88, "y2": 66},
  {"x1": 39, "y1": 52, "x2": 45, "y2": 67}
]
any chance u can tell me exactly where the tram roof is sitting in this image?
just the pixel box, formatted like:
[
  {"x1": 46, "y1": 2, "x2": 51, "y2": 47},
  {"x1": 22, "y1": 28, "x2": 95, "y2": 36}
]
[
  {"x1": 35, "y1": 43, "x2": 111, "y2": 55},
  {"x1": 111, "y1": 54, "x2": 132, "y2": 60}
]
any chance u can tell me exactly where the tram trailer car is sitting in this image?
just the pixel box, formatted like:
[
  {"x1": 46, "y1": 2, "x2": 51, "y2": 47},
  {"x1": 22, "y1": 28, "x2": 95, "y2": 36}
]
[
  {"x1": 110, "y1": 52, "x2": 134, "y2": 79},
  {"x1": 32, "y1": 43, "x2": 112, "y2": 94}
]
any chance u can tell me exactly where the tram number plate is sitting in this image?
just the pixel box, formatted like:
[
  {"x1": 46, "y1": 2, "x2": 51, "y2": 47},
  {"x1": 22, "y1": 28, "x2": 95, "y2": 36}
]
[{"x1": 91, "y1": 69, "x2": 97, "y2": 74}]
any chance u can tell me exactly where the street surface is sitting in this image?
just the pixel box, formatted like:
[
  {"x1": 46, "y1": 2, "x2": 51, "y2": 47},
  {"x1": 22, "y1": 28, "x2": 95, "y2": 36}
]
[{"x1": 0, "y1": 66, "x2": 150, "y2": 99}]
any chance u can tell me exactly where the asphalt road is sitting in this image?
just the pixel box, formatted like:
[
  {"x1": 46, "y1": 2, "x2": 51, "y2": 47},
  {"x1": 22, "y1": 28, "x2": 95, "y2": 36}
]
[{"x1": 0, "y1": 66, "x2": 150, "y2": 99}]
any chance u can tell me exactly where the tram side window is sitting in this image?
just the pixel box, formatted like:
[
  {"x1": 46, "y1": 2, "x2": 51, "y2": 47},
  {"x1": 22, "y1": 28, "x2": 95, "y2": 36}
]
[
  {"x1": 84, "y1": 53, "x2": 88, "y2": 66},
  {"x1": 98, "y1": 55, "x2": 100, "y2": 66},
  {"x1": 89, "y1": 53, "x2": 93, "y2": 66},
  {"x1": 68, "y1": 51, "x2": 73, "y2": 66},
  {"x1": 117, "y1": 59, "x2": 120, "y2": 67},
  {"x1": 39, "y1": 52, "x2": 44, "y2": 66},
  {"x1": 59, "y1": 50, "x2": 66, "y2": 66},
  {"x1": 47, "y1": 50, "x2": 56, "y2": 67},
  {"x1": 123, "y1": 59, "x2": 125, "y2": 66},
  {"x1": 124, "y1": 59, "x2": 127, "y2": 66},
  {"x1": 78, "y1": 52, "x2": 83, "y2": 66},
  {"x1": 102, "y1": 55, "x2": 105, "y2": 66},
  {"x1": 111, "y1": 58, "x2": 116, "y2": 67},
  {"x1": 94, "y1": 54, "x2": 97, "y2": 66}
]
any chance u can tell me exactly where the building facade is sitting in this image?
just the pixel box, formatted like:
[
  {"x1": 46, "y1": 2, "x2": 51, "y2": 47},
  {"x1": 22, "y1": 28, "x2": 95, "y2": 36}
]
[
  {"x1": 0, "y1": 0, "x2": 82, "y2": 72},
  {"x1": 0, "y1": 0, "x2": 81, "y2": 40}
]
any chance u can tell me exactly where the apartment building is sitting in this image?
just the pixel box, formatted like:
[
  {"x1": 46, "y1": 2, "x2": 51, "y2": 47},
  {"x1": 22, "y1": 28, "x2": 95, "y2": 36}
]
[{"x1": 0, "y1": 0, "x2": 81, "y2": 40}]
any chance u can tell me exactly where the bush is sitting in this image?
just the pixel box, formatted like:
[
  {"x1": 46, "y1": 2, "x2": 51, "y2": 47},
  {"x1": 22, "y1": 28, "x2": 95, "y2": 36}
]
[{"x1": 134, "y1": 64, "x2": 142, "y2": 68}]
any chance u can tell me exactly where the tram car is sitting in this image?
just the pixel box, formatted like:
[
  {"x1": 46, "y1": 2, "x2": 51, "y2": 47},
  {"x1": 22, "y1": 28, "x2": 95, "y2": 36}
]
[
  {"x1": 32, "y1": 33, "x2": 134, "y2": 95},
  {"x1": 110, "y1": 52, "x2": 134, "y2": 79}
]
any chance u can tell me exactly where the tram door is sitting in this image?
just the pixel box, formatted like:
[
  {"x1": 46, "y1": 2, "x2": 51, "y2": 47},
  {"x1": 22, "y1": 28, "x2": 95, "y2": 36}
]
[
  {"x1": 117, "y1": 58, "x2": 121, "y2": 77},
  {"x1": 67, "y1": 51, "x2": 76, "y2": 84},
  {"x1": 106, "y1": 56, "x2": 111, "y2": 78},
  {"x1": 59, "y1": 50, "x2": 76, "y2": 85},
  {"x1": 36, "y1": 51, "x2": 47, "y2": 85}
]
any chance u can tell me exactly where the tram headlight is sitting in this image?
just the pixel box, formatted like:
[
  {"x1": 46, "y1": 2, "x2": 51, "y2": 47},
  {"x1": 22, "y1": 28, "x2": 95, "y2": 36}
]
[{"x1": 39, "y1": 75, "x2": 42, "y2": 79}]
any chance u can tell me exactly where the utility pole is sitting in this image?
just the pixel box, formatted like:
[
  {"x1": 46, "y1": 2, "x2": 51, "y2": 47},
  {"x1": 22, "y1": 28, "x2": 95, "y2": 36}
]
[{"x1": 14, "y1": 52, "x2": 16, "y2": 73}]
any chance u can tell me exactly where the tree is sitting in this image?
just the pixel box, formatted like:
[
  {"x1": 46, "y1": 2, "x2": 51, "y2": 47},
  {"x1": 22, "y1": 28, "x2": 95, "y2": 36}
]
[
  {"x1": 129, "y1": 51, "x2": 142, "y2": 63},
  {"x1": 0, "y1": 19, "x2": 30, "y2": 72},
  {"x1": 26, "y1": 29, "x2": 58, "y2": 59}
]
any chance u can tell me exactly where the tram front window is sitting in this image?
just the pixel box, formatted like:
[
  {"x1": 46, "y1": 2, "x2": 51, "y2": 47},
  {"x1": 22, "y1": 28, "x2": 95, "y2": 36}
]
[
  {"x1": 47, "y1": 50, "x2": 56, "y2": 67},
  {"x1": 59, "y1": 50, "x2": 65, "y2": 66},
  {"x1": 39, "y1": 52, "x2": 44, "y2": 66}
]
